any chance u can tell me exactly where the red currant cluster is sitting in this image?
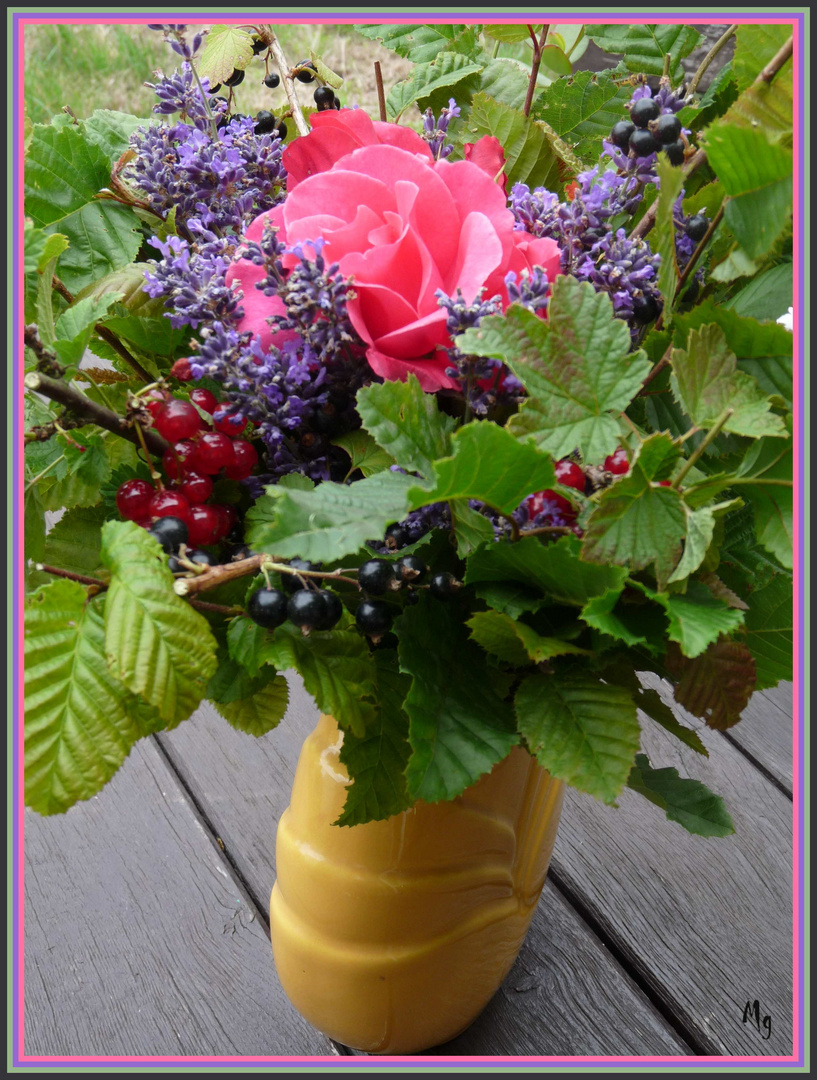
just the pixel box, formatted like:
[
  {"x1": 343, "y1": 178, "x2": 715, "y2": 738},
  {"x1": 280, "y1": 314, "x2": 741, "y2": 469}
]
[{"x1": 115, "y1": 389, "x2": 259, "y2": 548}]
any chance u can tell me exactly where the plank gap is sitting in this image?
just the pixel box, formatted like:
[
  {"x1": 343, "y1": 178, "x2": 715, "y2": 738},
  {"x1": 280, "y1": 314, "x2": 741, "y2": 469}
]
[{"x1": 716, "y1": 732, "x2": 793, "y2": 801}]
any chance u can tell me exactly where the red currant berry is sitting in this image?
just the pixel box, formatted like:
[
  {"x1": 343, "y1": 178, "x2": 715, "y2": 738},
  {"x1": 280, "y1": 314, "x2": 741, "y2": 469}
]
[
  {"x1": 116, "y1": 479, "x2": 154, "y2": 521},
  {"x1": 604, "y1": 448, "x2": 630, "y2": 475},
  {"x1": 657, "y1": 479, "x2": 672, "y2": 487},
  {"x1": 192, "y1": 432, "x2": 235, "y2": 474},
  {"x1": 187, "y1": 505, "x2": 222, "y2": 547},
  {"x1": 189, "y1": 388, "x2": 219, "y2": 415},
  {"x1": 134, "y1": 517, "x2": 153, "y2": 530},
  {"x1": 210, "y1": 504, "x2": 235, "y2": 541},
  {"x1": 527, "y1": 490, "x2": 576, "y2": 521},
  {"x1": 176, "y1": 471, "x2": 213, "y2": 505},
  {"x1": 170, "y1": 357, "x2": 193, "y2": 381},
  {"x1": 213, "y1": 409, "x2": 248, "y2": 437},
  {"x1": 162, "y1": 440, "x2": 198, "y2": 480},
  {"x1": 149, "y1": 489, "x2": 191, "y2": 521},
  {"x1": 224, "y1": 439, "x2": 258, "y2": 479},
  {"x1": 146, "y1": 399, "x2": 165, "y2": 419},
  {"x1": 153, "y1": 399, "x2": 203, "y2": 442},
  {"x1": 554, "y1": 459, "x2": 586, "y2": 492}
]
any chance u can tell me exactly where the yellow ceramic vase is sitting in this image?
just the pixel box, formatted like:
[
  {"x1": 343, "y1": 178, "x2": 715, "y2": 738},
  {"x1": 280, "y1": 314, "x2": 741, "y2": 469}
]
[{"x1": 270, "y1": 714, "x2": 564, "y2": 1055}]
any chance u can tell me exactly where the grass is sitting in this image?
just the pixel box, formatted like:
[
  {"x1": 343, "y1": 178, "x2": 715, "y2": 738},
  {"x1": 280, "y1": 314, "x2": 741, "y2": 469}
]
[{"x1": 23, "y1": 22, "x2": 412, "y2": 127}]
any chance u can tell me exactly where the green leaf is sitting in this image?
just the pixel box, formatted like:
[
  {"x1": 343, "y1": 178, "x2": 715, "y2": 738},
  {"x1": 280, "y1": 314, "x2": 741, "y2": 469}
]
[
  {"x1": 482, "y1": 24, "x2": 538, "y2": 44},
  {"x1": 355, "y1": 23, "x2": 480, "y2": 63},
  {"x1": 41, "y1": 505, "x2": 107, "y2": 577},
  {"x1": 386, "y1": 53, "x2": 484, "y2": 121},
  {"x1": 467, "y1": 610, "x2": 590, "y2": 667},
  {"x1": 732, "y1": 24, "x2": 792, "y2": 90},
  {"x1": 226, "y1": 615, "x2": 269, "y2": 678},
  {"x1": 515, "y1": 671, "x2": 640, "y2": 803},
  {"x1": 741, "y1": 574, "x2": 792, "y2": 689},
  {"x1": 585, "y1": 24, "x2": 700, "y2": 82},
  {"x1": 34, "y1": 233, "x2": 70, "y2": 345},
  {"x1": 670, "y1": 324, "x2": 787, "y2": 438},
  {"x1": 25, "y1": 485, "x2": 46, "y2": 568},
  {"x1": 472, "y1": 581, "x2": 544, "y2": 620},
  {"x1": 667, "y1": 504, "x2": 718, "y2": 583},
  {"x1": 656, "y1": 580, "x2": 746, "y2": 659},
  {"x1": 25, "y1": 583, "x2": 158, "y2": 815},
  {"x1": 652, "y1": 154, "x2": 685, "y2": 321},
  {"x1": 82, "y1": 110, "x2": 154, "y2": 165},
  {"x1": 206, "y1": 648, "x2": 272, "y2": 705},
  {"x1": 355, "y1": 375, "x2": 456, "y2": 478},
  {"x1": 332, "y1": 430, "x2": 395, "y2": 478},
  {"x1": 666, "y1": 637, "x2": 756, "y2": 729},
  {"x1": 710, "y1": 243, "x2": 759, "y2": 284},
  {"x1": 335, "y1": 650, "x2": 413, "y2": 827},
  {"x1": 459, "y1": 279, "x2": 650, "y2": 463},
  {"x1": 261, "y1": 624, "x2": 377, "y2": 739},
  {"x1": 198, "y1": 25, "x2": 254, "y2": 84},
  {"x1": 724, "y1": 263, "x2": 793, "y2": 325},
  {"x1": 245, "y1": 471, "x2": 414, "y2": 564},
  {"x1": 397, "y1": 595, "x2": 518, "y2": 804},
  {"x1": 466, "y1": 534, "x2": 628, "y2": 607},
  {"x1": 39, "y1": 432, "x2": 112, "y2": 512},
  {"x1": 580, "y1": 587, "x2": 663, "y2": 650},
  {"x1": 448, "y1": 500, "x2": 495, "y2": 557},
  {"x1": 56, "y1": 290, "x2": 122, "y2": 344},
  {"x1": 25, "y1": 123, "x2": 142, "y2": 291},
  {"x1": 539, "y1": 45, "x2": 573, "y2": 78},
  {"x1": 704, "y1": 124, "x2": 792, "y2": 260},
  {"x1": 100, "y1": 521, "x2": 218, "y2": 725},
  {"x1": 73, "y1": 263, "x2": 166, "y2": 318},
  {"x1": 531, "y1": 70, "x2": 635, "y2": 165},
  {"x1": 409, "y1": 422, "x2": 556, "y2": 517},
  {"x1": 211, "y1": 675, "x2": 289, "y2": 737},
  {"x1": 582, "y1": 434, "x2": 687, "y2": 590},
  {"x1": 737, "y1": 430, "x2": 793, "y2": 569},
  {"x1": 465, "y1": 93, "x2": 561, "y2": 190},
  {"x1": 309, "y1": 51, "x2": 343, "y2": 90},
  {"x1": 627, "y1": 754, "x2": 734, "y2": 837}
]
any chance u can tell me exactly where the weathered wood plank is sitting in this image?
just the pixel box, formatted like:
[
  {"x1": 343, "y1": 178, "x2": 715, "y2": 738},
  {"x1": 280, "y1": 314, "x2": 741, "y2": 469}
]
[
  {"x1": 723, "y1": 684, "x2": 793, "y2": 793},
  {"x1": 551, "y1": 678, "x2": 793, "y2": 1056},
  {"x1": 159, "y1": 687, "x2": 690, "y2": 1056},
  {"x1": 23, "y1": 736, "x2": 333, "y2": 1057}
]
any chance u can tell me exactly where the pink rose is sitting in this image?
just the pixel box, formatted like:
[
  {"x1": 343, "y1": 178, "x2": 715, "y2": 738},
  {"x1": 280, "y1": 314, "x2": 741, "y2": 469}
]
[{"x1": 227, "y1": 110, "x2": 561, "y2": 391}]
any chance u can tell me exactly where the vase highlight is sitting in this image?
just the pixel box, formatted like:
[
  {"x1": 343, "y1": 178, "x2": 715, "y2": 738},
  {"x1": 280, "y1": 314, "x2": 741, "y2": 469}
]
[{"x1": 270, "y1": 714, "x2": 564, "y2": 1054}]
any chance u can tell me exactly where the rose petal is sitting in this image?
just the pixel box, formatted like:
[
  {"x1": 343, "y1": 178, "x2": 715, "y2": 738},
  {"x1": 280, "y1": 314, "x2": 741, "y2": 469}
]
[
  {"x1": 463, "y1": 135, "x2": 507, "y2": 192},
  {"x1": 364, "y1": 344, "x2": 459, "y2": 392}
]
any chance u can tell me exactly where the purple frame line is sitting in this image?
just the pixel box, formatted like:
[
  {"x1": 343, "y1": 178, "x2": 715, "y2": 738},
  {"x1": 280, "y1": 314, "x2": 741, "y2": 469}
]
[{"x1": 12, "y1": 8, "x2": 807, "y2": 1071}]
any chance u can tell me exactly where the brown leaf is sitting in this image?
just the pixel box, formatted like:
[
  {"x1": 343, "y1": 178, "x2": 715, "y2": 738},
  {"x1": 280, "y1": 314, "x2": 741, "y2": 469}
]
[
  {"x1": 80, "y1": 367, "x2": 129, "y2": 385},
  {"x1": 698, "y1": 572, "x2": 750, "y2": 610},
  {"x1": 666, "y1": 636, "x2": 756, "y2": 730}
]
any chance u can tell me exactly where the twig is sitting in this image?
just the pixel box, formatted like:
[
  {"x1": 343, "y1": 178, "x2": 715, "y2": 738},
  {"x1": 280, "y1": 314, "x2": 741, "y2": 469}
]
[
  {"x1": 519, "y1": 525, "x2": 573, "y2": 539},
  {"x1": 673, "y1": 408, "x2": 734, "y2": 487},
  {"x1": 374, "y1": 61, "x2": 387, "y2": 122},
  {"x1": 758, "y1": 35, "x2": 793, "y2": 83},
  {"x1": 687, "y1": 24, "x2": 737, "y2": 96},
  {"x1": 24, "y1": 325, "x2": 66, "y2": 377},
  {"x1": 92, "y1": 325, "x2": 154, "y2": 384},
  {"x1": 267, "y1": 29, "x2": 309, "y2": 137},
  {"x1": 523, "y1": 24, "x2": 550, "y2": 118},
  {"x1": 24, "y1": 370, "x2": 168, "y2": 455},
  {"x1": 25, "y1": 454, "x2": 66, "y2": 491},
  {"x1": 174, "y1": 553, "x2": 361, "y2": 597},
  {"x1": 639, "y1": 344, "x2": 673, "y2": 395}
]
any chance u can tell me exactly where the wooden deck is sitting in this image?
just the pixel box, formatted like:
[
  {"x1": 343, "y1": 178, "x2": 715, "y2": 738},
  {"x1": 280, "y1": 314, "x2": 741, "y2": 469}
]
[{"x1": 23, "y1": 675, "x2": 794, "y2": 1059}]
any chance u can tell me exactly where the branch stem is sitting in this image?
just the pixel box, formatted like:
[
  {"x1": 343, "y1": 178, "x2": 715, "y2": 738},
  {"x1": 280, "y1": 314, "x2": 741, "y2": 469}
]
[
  {"x1": 687, "y1": 24, "x2": 737, "y2": 96},
  {"x1": 673, "y1": 409, "x2": 734, "y2": 488},
  {"x1": 523, "y1": 24, "x2": 549, "y2": 118},
  {"x1": 174, "y1": 553, "x2": 361, "y2": 597},
  {"x1": 34, "y1": 564, "x2": 240, "y2": 615},
  {"x1": 267, "y1": 30, "x2": 310, "y2": 137},
  {"x1": 374, "y1": 61, "x2": 387, "y2": 121}
]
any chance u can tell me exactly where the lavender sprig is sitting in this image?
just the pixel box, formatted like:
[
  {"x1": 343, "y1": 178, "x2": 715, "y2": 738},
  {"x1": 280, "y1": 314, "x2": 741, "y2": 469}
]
[{"x1": 422, "y1": 98, "x2": 461, "y2": 161}]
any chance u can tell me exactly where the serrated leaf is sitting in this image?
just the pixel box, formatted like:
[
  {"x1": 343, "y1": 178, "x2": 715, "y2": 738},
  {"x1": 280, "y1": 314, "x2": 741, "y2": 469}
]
[
  {"x1": 472, "y1": 581, "x2": 544, "y2": 620},
  {"x1": 515, "y1": 671, "x2": 640, "y2": 803},
  {"x1": 82, "y1": 110, "x2": 155, "y2": 165},
  {"x1": 482, "y1": 24, "x2": 538, "y2": 44},
  {"x1": 212, "y1": 675, "x2": 289, "y2": 737},
  {"x1": 710, "y1": 243, "x2": 759, "y2": 283},
  {"x1": 34, "y1": 233, "x2": 70, "y2": 346},
  {"x1": 409, "y1": 422, "x2": 556, "y2": 517},
  {"x1": 397, "y1": 595, "x2": 518, "y2": 804},
  {"x1": 332, "y1": 430, "x2": 395, "y2": 478},
  {"x1": 737, "y1": 431, "x2": 793, "y2": 570},
  {"x1": 226, "y1": 615, "x2": 269, "y2": 678},
  {"x1": 539, "y1": 45, "x2": 573, "y2": 78},
  {"x1": 580, "y1": 587, "x2": 662, "y2": 650},
  {"x1": 658, "y1": 580, "x2": 745, "y2": 659},
  {"x1": 261, "y1": 624, "x2": 377, "y2": 739},
  {"x1": 585, "y1": 24, "x2": 700, "y2": 82},
  {"x1": 355, "y1": 375, "x2": 456, "y2": 478},
  {"x1": 652, "y1": 155, "x2": 685, "y2": 321},
  {"x1": 198, "y1": 25, "x2": 254, "y2": 85},
  {"x1": 667, "y1": 505, "x2": 717, "y2": 583},
  {"x1": 459, "y1": 280, "x2": 651, "y2": 463},
  {"x1": 206, "y1": 647, "x2": 273, "y2": 705},
  {"x1": 467, "y1": 610, "x2": 589, "y2": 667},
  {"x1": 101, "y1": 521, "x2": 218, "y2": 724},
  {"x1": 741, "y1": 574, "x2": 792, "y2": 689},
  {"x1": 40, "y1": 432, "x2": 111, "y2": 512},
  {"x1": 666, "y1": 637, "x2": 756, "y2": 729},
  {"x1": 627, "y1": 753, "x2": 734, "y2": 837},
  {"x1": 670, "y1": 324, "x2": 787, "y2": 438},
  {"x1": 41, "y1": 505, "x2": 107, "y2": 577},
  {"x1": 733, "y1": 24, "x2": 792, "y2": 90},
  {"x1": 309, "y1": 51, "x2": 343, "y2": 90},
  {"x1": 25, "y1": 485, "x2": 46, "y2": 569},
  {"x1": 449, "y1": 500, "x2": 495, "y2": 557},
  {"x1": 335, "y1": 650, "x2": 413, "y2": 827},
  {"x1": 25, "y1": 123, "x2": 142, "y2": 291},
  {"x1": 100, "y1": 314, "x2": 188, "y2": 363},
  {"x1": 56, "y1": 290, "x2": 122, "y2": 345},
  {"x1": 25, "y1": 583, "x2": 159, "y2": 815},
  {"x1": 386, "y1": 53, "x2": 484, "y2": 121},
  {"x1": 466, "y1": 534, "x2": 628, "y2": 607},
  {"x1": 245, "y1": 471, "x2": 413, "y2": 564},
  {"x1": 465, "y1": 93, "x2": 561, "y2": 190},
  {"x1": 723, "y1": 263, "x2": 793, "y2": 326},
  {"x1": 73, "y1": 263, "x2": 166, "y2": 317},
  {"x1": 355, "y1": 23, "x2": 479, "y2": 64},
  {"x1": 531, "y1": 70, "x2": 635, "y2": 164}
]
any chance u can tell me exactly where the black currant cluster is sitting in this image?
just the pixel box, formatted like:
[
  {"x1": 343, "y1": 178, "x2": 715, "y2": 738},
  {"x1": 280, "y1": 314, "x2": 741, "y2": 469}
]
[
  {"x1": 354, "y1": 556, "x2": 460, "y2": 638},
  {"x1": 610, "y1": 96, "x2": 686, "y2": 166},
  {"x1": 248, "y1": 561, "x2": 343, "y2": 634},
  {"x1": 148, "y1": 513, "x2": 252, "y2": 575}
]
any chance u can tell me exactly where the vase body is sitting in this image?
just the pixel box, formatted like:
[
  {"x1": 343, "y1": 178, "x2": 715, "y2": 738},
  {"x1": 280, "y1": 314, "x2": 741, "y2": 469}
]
[{"x1": 270, "y1": 714, "x2": 564, "y2": 1055}]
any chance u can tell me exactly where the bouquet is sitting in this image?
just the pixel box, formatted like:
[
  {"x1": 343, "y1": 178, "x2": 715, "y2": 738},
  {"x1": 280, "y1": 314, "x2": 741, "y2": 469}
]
[{"x1": 23, "y1": 21, "x2": 794, "y2": 840}]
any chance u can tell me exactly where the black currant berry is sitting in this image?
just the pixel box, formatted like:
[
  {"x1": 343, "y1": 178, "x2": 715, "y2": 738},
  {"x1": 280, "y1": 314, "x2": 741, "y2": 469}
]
[
  {"x1": 394, "y1": 555, "x2": 427, "y2": 584},
  {"x1": 283, "y1": 558, "x2": 320, "y2": 592},
  {"x1": 314, "y1": 85, "x2": 334, "y2": 107},
  {"x1": 287, "y1": 589, "x2": 327, "y2": 630},
  {"x1": 225, "y1": 68, "x2": 245, "y2": 87},
  {"x1": 384, "y1": 524, "x2": 408, "y2": 550},
  {"x1": 254, "y1": 109, "x2": 276, "y2": 134},
  {"x1": 273, "y1": 119, "x2": 288, "y2": 140},
  {"x1": 252, "y1": 36, "x2": 267, "y2": 55},
  {"x1": 630, "y1": 97, "x2": 660, "y2": 128},
  {"x1": 333, "y1": 96, "x2": 341, "y2": 110},
  {"x1": 632, "y1": 293, "x2": 661, "y2": 325},
  {"x1": 428, "y1": 571, "x2": 459, "y2": 599},
  {"x1": 663, "y1": 139, "x2": 686, "y2": 166},
  {"x1": 629, "y1": 128, "x2": 660, "y2": 157},
  {"x1": 610, "y1": 120, "x2": 635, "y2": 151},
  {"x1": 264, "y1": 72, "x2": 280, "y2": 89},
  {"x1": 686, "y1": 214, "x2": 709, "y2": 242},
  {"x1": 168, "y1": 549, "x2": 216, "y2": 573},
  {"x1": 356, "y1": 600, "x2": 392, "y2": 637},
  {"x1": 209, "y1": 83, "x2": 222, "y2": 95},
  {"x1": 655, "y1": 113, "x2": 682, "y2": 144},
  {"x1": 295, "y1": 61, "x2": 317, "y2": 83},
  {"x1": 226, "y1": 543, "x2": 252, "y2": 563},
  {"x1": 247, "y1": 587, "x2": 288, "y2": 629},
  {"x1": 149, "y1": 516, "x2": 188, "y2": 554},
  {"x1": 313, "y1": 590, "x2": 343, "y2": 631},
  {"x1": 358, "y1": 559, "x2": 395, "y2": 595}
]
